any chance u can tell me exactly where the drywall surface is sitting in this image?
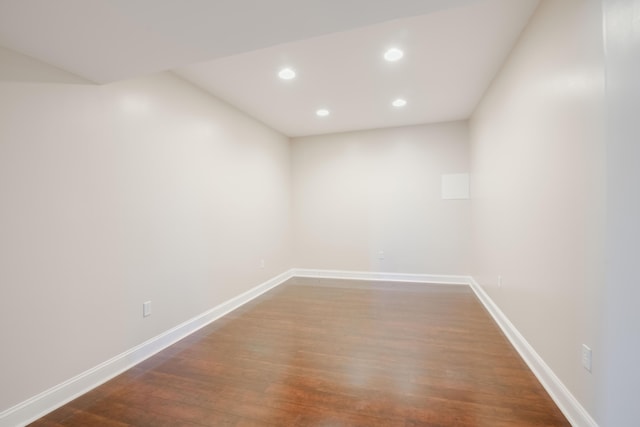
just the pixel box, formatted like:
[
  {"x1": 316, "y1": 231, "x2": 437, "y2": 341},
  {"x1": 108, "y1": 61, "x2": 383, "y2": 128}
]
[
  {"x1": 291, "y1": 122, "x2": 470, "y2": 274},
  {"x1": 0, "y1": 44, "x2": 89, "y2": 84},
  {"x1": 469, "y1": 0, "x2": 604, "y2": 420},
  {"x1": 600, "y1": 0, "x2": 640, "y2": 425},
  {"x1": 0, "y1": 50, "x2": 292, "y2": 412}
]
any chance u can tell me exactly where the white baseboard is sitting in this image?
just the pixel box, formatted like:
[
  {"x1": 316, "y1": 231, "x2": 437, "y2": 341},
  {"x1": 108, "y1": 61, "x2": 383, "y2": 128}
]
[
  {"x1": 0, "y1": 269, "x2": 295, "y2": 427},
  {"x1": 468, "y1": 277, "x2": 598, "y2": 427},
  {"x1": 292, "y1": 268, "x2": 470, "y2": 285},
  {"x1": 2, "y1": 269, "x2": 598, "y2": 427}
]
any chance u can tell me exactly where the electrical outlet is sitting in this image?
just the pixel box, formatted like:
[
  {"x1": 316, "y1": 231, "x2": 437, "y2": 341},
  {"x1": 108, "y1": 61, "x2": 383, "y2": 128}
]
[
  {"x1": 260, "y1": 259, "x2": 265, "y2": 268},
  {"x1": 143, "y1": 301, "x2": 152, "y2": 318},
  {"x1": 498, "y1": 275, "x2": 502, "y2": 288},
  {"x1": 378, "y1": 251, "x2": 385, "y2": 260},
  {"x1": 582, "y1": 344, "x2": 592, "y2": 372}
]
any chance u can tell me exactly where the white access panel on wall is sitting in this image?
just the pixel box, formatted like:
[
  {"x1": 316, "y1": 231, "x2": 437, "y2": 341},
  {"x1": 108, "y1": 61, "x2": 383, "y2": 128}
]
[{"x1": 441, "y1": 173, "x2": 469, "y2": 199}]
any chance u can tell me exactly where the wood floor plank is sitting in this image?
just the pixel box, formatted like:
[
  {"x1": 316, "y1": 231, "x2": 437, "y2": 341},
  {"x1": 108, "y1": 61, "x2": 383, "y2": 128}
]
[{"x1": 30, "y1": 278, "x2": 569, "y2": 426}]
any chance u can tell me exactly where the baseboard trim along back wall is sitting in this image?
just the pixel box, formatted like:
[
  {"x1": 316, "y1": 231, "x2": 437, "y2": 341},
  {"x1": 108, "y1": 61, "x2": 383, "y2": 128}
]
[
  {"x1": 1, "y1": 269, "x2": 597, "y2": 427},
  {"x1": 291, "y1": 268, "x2": 469, "y2": 285}
]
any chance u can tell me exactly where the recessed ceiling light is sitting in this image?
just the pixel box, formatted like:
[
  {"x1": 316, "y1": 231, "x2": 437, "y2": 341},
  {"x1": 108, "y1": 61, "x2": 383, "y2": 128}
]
[
  {"x1": 384, "y1": 48, "x2": 404, "y2": 62},
  {"x1": 316, "y1": 109, "x2": 330, "y2": 117},
  {"x1": 278, "y1": 68, "x2": 296, "y2": 80},
  {"x1": 392, "y1": 98, "x2": 407, "y2": 107}
]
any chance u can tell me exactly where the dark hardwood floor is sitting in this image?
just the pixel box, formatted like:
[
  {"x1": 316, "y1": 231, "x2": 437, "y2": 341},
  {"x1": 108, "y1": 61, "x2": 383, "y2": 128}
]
[{"x1": 30, "y1": 277, "x2": 570, "y2": 426}]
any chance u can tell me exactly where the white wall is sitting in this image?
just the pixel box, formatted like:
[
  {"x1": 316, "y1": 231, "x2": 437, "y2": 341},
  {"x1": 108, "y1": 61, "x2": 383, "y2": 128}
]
[
  {"x1": 7, "y1": 2, "x2": 638, "y2": 424},
  {"x1": 600, "y1": 0, "x2": 640, "y2": 425},
  {"x1": 469, "y1": 0, "x2": 605, "y2": 421},
  {"x1": 0, "y1": 49, "x2": 292, "y2": 412},
  {"x1": 291, "y1": 122, "x2": 470, "y2": 274}
]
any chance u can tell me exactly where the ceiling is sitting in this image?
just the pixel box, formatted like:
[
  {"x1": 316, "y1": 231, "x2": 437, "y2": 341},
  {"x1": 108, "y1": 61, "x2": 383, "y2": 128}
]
[
  {"x1": 176, "y1": 0, "x2": 539, "y2": 136},
  {"x1": 0, "y1": 0, "x2": 539, "y2": 137}
]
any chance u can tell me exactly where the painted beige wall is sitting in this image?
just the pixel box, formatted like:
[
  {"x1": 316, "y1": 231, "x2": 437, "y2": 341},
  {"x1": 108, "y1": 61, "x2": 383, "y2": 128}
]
[
  {"x1": 601, "y1": 0, "x2": 640, "y2": 424},
  {"x1": 6, "y1": 2, "x2": 633, "y2": 424},
  {"x1": 469, "y1": 0, "x2": 604, "y2": 420},
  {"x1": 291, "y1": 122, "x2": 470, "y2": 274},
  {"x1": 0, "y1": 51, "x2": 292, "y2": 411}
]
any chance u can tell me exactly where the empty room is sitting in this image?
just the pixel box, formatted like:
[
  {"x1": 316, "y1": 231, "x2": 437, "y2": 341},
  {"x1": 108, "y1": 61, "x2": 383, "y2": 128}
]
[{"x1": 0, "y1": 0, "x2": 638, "y2": 426}]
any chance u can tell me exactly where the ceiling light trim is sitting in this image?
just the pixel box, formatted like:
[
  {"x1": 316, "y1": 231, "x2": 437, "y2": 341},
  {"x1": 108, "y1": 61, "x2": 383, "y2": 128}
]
[
  {"x1": 278, "y1": 67, "x2": 296, "y2": 80},
  {"x1": 392, "y1": 98, "x2": 408, "y2": 107},
  {"x1": 384, "y1": 48, "x2": 404, "y2": 62}
]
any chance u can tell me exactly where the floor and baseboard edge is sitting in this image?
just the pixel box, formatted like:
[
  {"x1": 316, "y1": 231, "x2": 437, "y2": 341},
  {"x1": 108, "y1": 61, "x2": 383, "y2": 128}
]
[
  {"x1": 297, "y1": 270, "x2": 599, "y2": 427},
  {"x1": 0, "y1": 269, "x2": 295, "y2": 427},
  {"x1": 292, "y1": 268, "x2": 470, "y2": 285},
  {"x1": 2, "y1": 270, "x2": 598, "y2": 427},
  {"x1": 467, "y1": 277, "x2": 598, "y2": 427}
]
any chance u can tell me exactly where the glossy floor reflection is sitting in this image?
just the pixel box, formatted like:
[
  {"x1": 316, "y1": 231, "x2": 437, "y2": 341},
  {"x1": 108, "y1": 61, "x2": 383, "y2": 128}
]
[{"x1": 31, "y1": 278, "x2": 570, "y2": 426}]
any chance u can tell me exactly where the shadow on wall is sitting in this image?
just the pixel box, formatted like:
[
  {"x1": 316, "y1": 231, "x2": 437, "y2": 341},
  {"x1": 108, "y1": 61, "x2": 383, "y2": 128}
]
[{"x1": 0, "y1": 45, "x2": 92, "y2": 85}]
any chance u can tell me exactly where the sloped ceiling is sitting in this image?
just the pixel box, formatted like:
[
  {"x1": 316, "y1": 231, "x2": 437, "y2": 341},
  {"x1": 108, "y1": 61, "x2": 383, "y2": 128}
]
[{"x1": 0, "y1": 0, "x2": 539, "y2": 136}]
